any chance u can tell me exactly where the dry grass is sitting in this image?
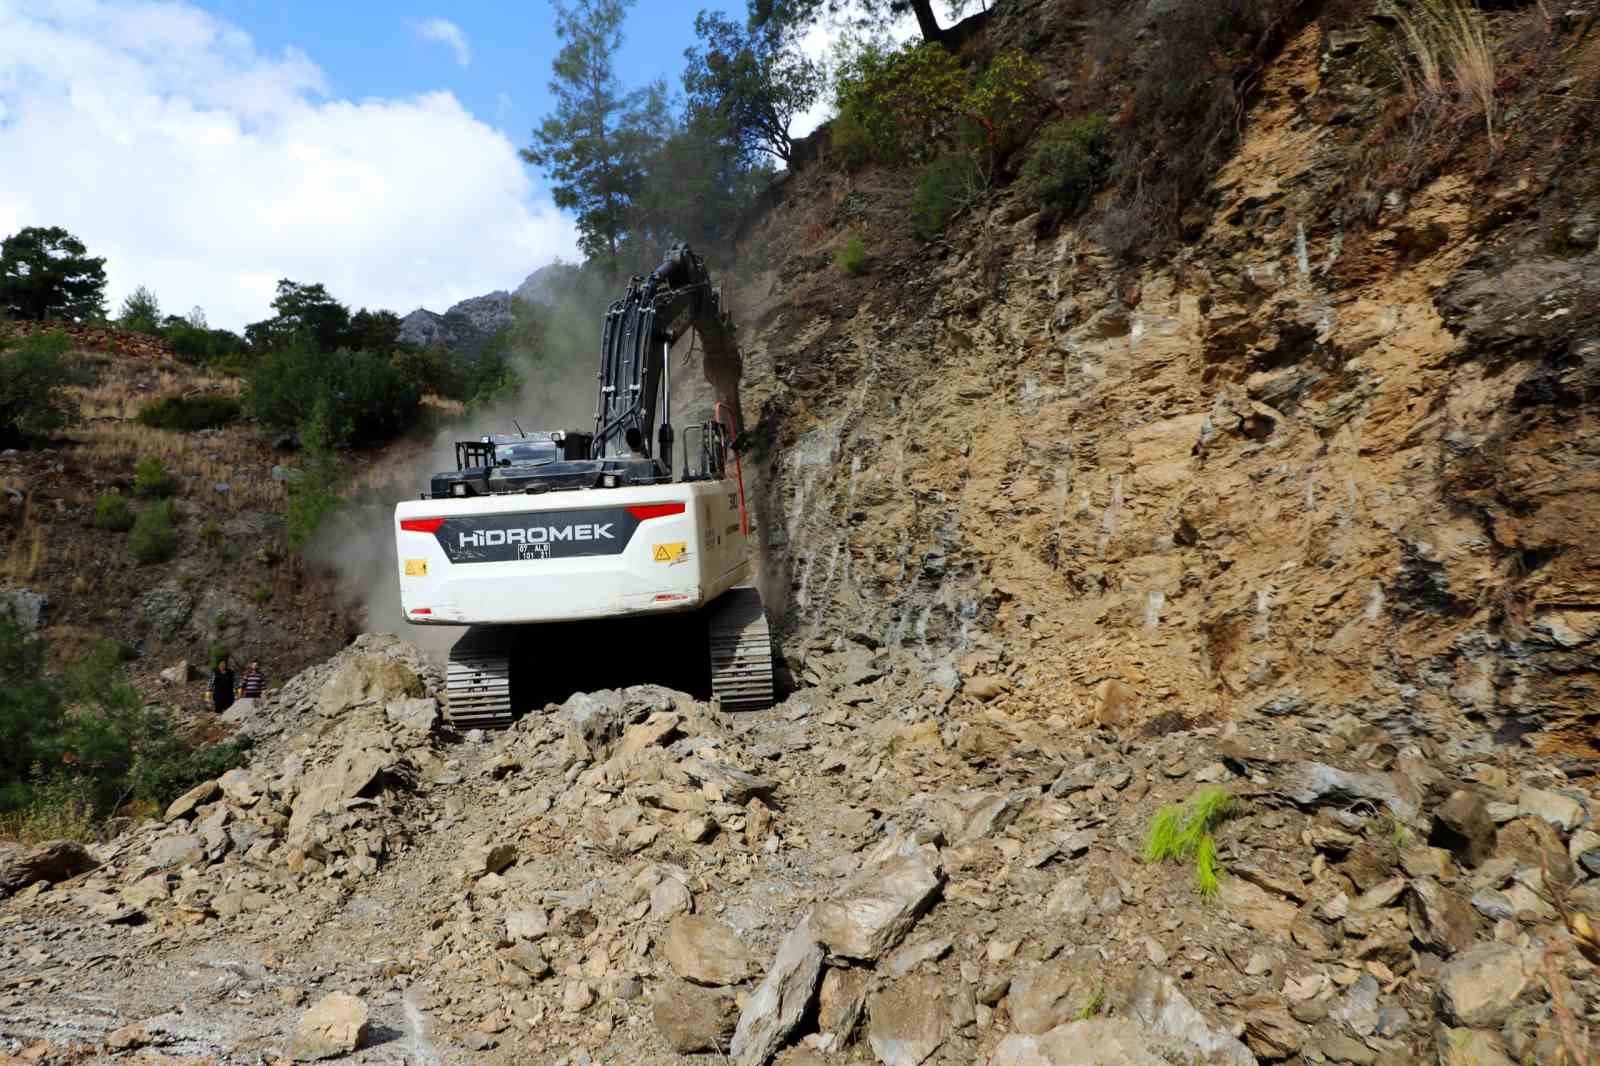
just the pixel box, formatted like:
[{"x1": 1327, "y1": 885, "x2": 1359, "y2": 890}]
[
  {"x1": 1387, "y1": 0, "x2": 1500, "y2": 149},
  {"x1": 76, "y1": 422, "x2": 285, "y2": 513},
  {"x1": 1, "y1": 497, "x2": 48, "y2": 581}
]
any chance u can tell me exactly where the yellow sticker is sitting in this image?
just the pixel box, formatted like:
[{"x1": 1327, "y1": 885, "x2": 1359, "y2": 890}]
[
  {"x1": 652, "y1": 542, "x2": 687, "y2": 563},
  {"x1": 404, "y1": 558, "x2": 428, "y2": 576}
]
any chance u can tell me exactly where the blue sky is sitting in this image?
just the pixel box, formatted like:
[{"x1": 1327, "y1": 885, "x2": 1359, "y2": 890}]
[
  {"x1": 0, "y1": 1, "x2": 902, "y2": 329},
  {"x1": 198, "y1": 1, "x2": 747, "y2": 151}
]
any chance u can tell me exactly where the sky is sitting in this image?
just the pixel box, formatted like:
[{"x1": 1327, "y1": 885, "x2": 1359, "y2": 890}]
[{"x1": 0, "y1": 0, "x2": 916, "y2": 332}]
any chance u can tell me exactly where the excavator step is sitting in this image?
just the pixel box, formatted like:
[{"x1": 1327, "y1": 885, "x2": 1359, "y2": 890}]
[
  {"x1": 445, "y1": 626, "x2": 515, "y2": 729},
  {"x1": 707, "y1": 586, "x2": 773, "y2": 711}
]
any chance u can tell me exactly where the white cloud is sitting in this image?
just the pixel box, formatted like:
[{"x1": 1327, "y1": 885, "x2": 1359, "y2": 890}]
[
  {"x1": 410, "y1": 17, "x2": 472, "y2": 68},
  {"x1": 0, "y1": 1, "x2": 576, "y2": 330}
]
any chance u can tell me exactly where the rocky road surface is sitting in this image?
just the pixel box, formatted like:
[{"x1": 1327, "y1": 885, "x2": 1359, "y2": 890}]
[{"x1": 3, "y1": 635, "x2": 1598, "y2": 1065}]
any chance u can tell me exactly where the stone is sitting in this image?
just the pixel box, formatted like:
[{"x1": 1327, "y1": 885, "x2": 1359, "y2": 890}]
[
  {"x1": 1280, "y1": 762, "x2": 1415, "y2": 821},
  {"x1": 1469, "y1": 888, "x2": 1515, "y2": 922},
  {"x1": 1497, "y1": 818, "x2": 1576, "y2": 885},
  {"x1": 816, "y1": 968, "x2": 869, "y2": 1052},
  {"x1": 1126, "y1": 970, "x2": 1255, "y2": 1066},
  {"x1": 679, "y1": 756, "x2": 776, "y2": 805},
  {"x1": 617, "y1": 711, "x2": 682, "y2": 757},
  {"x1": 163, "y1": 779, "x2": 220, "y2": 821},
  {"x1": 217, "y1": 768, "x2": 262, "y2": 806},
  {"x1": 0, "y1": 840, "x2": 97, "y2": 891},
  {"x1": 1218, "y1": 877, "x2": 1297, "y2": 937},
  {"x1": 138, "y1": 582, "x2": 193, "y2": 638},
  {"x1": 460, "y1": 838, "x2": 516, "y2": 878},
  {"x1": 316, "y1": 654, "x2": 423, "y2": 716},
  {"x1": 1436, "y1": 943, "x2": 1532, "y2": 1027},
  {"x1": 960, "y1": 789, "x2": 1037, "y2": 842},
  {"x1": 867, "y1": 975, "x2": 946, "y2": 1066},
  {"x1": 1518, "y1": 787, "x2": 1585, "y2": 832},
  {"x1": 291, "y1": 993, "x2": 369, "y2": 1061},
  {"x1": 1240, "y1": 997, "x2": 1303, "y2": 1059},
  {"x1": 652, "y1": 979, "x2": 738, "y2": 1054},
  {"x1": 1407, "y1": 877, "x2": 1479, "y2": 956},
  {"x1": 988, "y1": 1019, "x2": 1214, "y2": 1066},
  {"x1": 1330, "y1": 974, "x2": 1378, "y2": 1037},
  {"x1": 289, "y1": 742, "x2": 395, "y2": 836},
  {"x1": 1570, "y1": 829, "x2": 1600, "y2": 874},
  {"x1": 385, "y1": 697, "x2": 438, "y2": 732},
  {"x1": 1044, "y1": 874, "x2": 1095, "y2": 923},
  {"x1": 811, "y1": 855, "x2": 943, "y2": 962},
  {"x1": 730, "y1": 915, "x2": 826, "y2": 1066},
  {"x1": 0, "y1": 587, "x2": 47, "y2": 632},
  {"x1": 505, "y1": 908, "x2": 548, "y2": 941},
  {"x1": 562, "y1": 981, "x2": 595, "y2": 1013},
  {"x1": 886, "y1": 936, "x2": 952, "y2": 977},
  {"x1": 147, "y1": 833, "x2": 206, "y2": 869},
  {"x1": 664, "y1": 915, "x2": 757, "y2": 986},
  {"x1": 159, "y1": 660, "x2": 197, "y2": 684},
  {"x1": 1350, "y1": 877, "x2": 1406, "y2": 913},
  {"x1": 557, "y1": 690, "x2": 624, "y2": 756},
  {"x1": 502, "y1": 941, "x2": 551, "y2": 979},
  {"x1": 649, "y1": 875, "x2": 694, "y2": 921},
  {"x1": 121, "y1": 875, "x2": 170, "y2": 909},
  {"x1": 1318, "y1": 1033, "x2": 1376, "y2": 1065},
  {"x1": 1431, "y1": 790, "x2": 1497, "y2": 868},
  {"x1": 219, "y1": 696, "x2": 262, "y2": 727},
  {"x1": 1009, "y1": 962, "x2": 1094, "y2": 1035},
  {"x1": 1435, "y1": 1028, "x2": 1517, "y2": 1066}
]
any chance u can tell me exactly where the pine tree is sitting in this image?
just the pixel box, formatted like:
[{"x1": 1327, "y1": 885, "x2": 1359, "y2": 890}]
[{"x1": 0, "y1": 226, "x2": 107, "y2": 323}]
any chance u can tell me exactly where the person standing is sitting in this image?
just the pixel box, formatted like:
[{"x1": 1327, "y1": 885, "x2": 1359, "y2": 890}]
[
  {"x1": 210, "y1": 657, "x2": 236, "y2": 714},
  {"x1": 240, "y1": 660, "x2": 265, "y2": 700}
]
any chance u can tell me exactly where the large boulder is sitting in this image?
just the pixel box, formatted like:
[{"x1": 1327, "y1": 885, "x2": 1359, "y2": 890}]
[
  {"x1": 290, "y1": 992, "x2": 370, "y2": 1061},
  {"x1": 664, "y1": 915, "x2": 757, "y2": 986},
  {"x1": 989, "y1": 1019, "x2": 1222, "y2": 1066},
  {"x1": 811, "y1": 855, "x2": 944, "y2": 962},
  {"x1": 316, "y1": 655, "x2": 423, "y2": 717},
  {"x1": 1126, "y1": 971, "x2": 1256, "y2": 1066},
  {"x1": 1009, "y1": 962, "x2": 1097, "y2": 1035},
  {"x1": 652, "y1": 980, "x2": 738, "y2": 1054},
  {"x1": 0, "y1": 841, "x2": 96, "y2": 892},
  {"x1": 289, "y1": 739, "x2": 397, "y2": 836},
  {"x1": 1437, "y1": 944, "x2": 1534, "y2": 1027}
]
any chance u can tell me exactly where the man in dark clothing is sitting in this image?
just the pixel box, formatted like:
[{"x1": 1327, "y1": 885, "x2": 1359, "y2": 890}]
[
  {"x1": 240, "y1": 660, "x2": 265, "y2": 700},
  {"x1": 210, "y1": 658, "x2": 236, "y2": 714}
]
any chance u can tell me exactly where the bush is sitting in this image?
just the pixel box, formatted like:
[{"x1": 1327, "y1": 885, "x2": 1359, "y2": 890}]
[
  {"x1": 836, "y1": 235, "x2": 868, "y2": 275},
  {"x1": 137, "y1": 394, "x2": 241, "y2": 432},
  {"x1": 1022, "y1": 115, "x2": 1111, "y2": 220},
  {"x1": 246, "y1": 339, "x2": 422, "y2": 448},
  {"x1": 129, "y1": 499, "x2": 178, "y2": 564},
  {"x1": 912, "y1": 153, "x2": 988, "y2": 239},
  {"x1": 164, "y1": 322, "x2": 249, "y2": 366},
  {"x1": 283, "y1": 400, "x2": 346, "y2": 550},
  {"x1": 0, "y1": 328, "x2": 79, "y2": 444},
  {"x1": 133, "y1": 456, "x2": 177, "y2": 498},
  {"x1": 93, "y1": 491, "x2": 134, "y2": 532}
]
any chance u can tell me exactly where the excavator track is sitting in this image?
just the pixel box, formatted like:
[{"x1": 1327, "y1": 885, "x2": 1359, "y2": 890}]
[
  {"x1": 708, "y1": 586, "x2": 774, "y2": 711},
  {"x1": 444, "y1": 626, "x2": 515, "y2": 729}
]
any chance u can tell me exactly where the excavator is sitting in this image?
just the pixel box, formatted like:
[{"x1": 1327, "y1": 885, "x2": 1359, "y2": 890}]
[{"x1": 393, "y1": 244, "x2": 772, "y2": 727}]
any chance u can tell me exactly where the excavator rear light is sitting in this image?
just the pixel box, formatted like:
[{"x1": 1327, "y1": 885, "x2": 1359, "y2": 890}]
[
  {"x1": 410, "y1": 607, "x2": 433, "y2": 615},
  {"x1": 626, "y1": 503, "x2": 686, "y2": 521},
  {"x1": 400, "y1": 518, "x2": 445, "y2": 534}
]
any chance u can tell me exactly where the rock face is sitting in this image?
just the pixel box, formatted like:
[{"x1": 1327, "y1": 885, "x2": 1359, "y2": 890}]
[
  {"x1": 397, "y1": 292, "x2": 514, "y2": 359},
  {"x1": 290, "y1": 992, "x2": 369, "y2": 1061}
]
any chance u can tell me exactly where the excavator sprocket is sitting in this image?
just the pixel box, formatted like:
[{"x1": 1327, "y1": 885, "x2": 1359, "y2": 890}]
[
  {"x1": 444, "y1": 625, "x2": 515, "y2": 729},
  {"x1": 708, "y1": 586, "x2": 774, "y2": 711}
]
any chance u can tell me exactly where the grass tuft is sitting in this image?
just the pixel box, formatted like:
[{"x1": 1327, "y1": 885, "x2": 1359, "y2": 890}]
[{"x1": 1143, "y1": 785, "x2": 1237, "y2": 898}]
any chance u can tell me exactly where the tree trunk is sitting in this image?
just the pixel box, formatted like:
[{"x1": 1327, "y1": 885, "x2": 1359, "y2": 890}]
[{"x1": 907, "y1": 0, "x2": 944, "y2": 43}]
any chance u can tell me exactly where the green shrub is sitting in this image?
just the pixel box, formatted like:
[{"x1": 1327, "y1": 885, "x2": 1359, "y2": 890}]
[
  {"x1": 163, "y1": 322, "x2": 249, "y2": 366},
  {"x1": 133, "y1": 456, "x2": 177, "y2": 498},
  {"x1": 251, "y1": 585, "x2": 273, "y2": 605},
  {"x1": 1022, "y1": 115, "x2": 1112, "y2": 219},
  {"x1": 836, "y1": 235, "x2": 868, "y2": 275},
  {"x1": 284, "y1": 400, "x2": 346, "y2": 550},
  {"x1": 93, "y1": 491, "x2": 134, "y2": 532},
  {"x1": 245, "y1": 338, "x2": 422, "y2": 448},
  {"x1": 912, "y1": 153, "x2": 987, "y2": 239},
  {"x1": 207, "y1": 643, "x2": 231, "y2": 670},
  {"x1": 136, "y1": 394, "x2": 241, "y2": 432},
  {"x1": 129, "y1": 499, "x2": 178, "y2": 564},
  {"x1": 0, "y1": 328, "x2": 80, "y2": 445}
]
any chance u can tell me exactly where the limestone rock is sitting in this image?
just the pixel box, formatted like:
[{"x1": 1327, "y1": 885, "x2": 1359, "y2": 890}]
[
  {"x1": 291, "y1": 992, "x2": 369, "y2": 1061},
  {"x1": 664, "y1": 915, "x2": 757, "y2": 986},
  {"x1": 1407, "y1": 877, "x2": 1479, "y2": 956},
  {"x1": 1431, "y1": 790, "x2": 1497, "y2": 868},
  {"x1": 988, "y1": 1019, "x2": 1209, "y2": 1066},
  {"x1": 315, "y1": 654, "x2": 422, "y2": 717},
  {"x1": 147, "y1": 833, "x2": 206, "y2": 869},
  {"x1": 460, "y1": 837, "x2": 516, "y2": 878},
  {"x1": 811, "y1": 855, "x2": 943, "y2": 961},
  {"x1": 1436, "y1": 943, "x2": 1532, "y2": 1027},
  {"x1": 1008, "y1": 962, "x2": 1093, "y2": 1035},
  {"x1": 730, "y1": 915, "x2": 826, "y2": 1066},
  {"x1": 159, "y1": 659, "x2": 197, "y2": 684},
  {"x1": 1280, "y1": 762, "x2": 1415, "y2": 821},
  {"x1": 0, "y1": 840, "x2": 96, "y2": 891},
  {"x1": 817, "y1": 967, "x2": 870, "y2": 1051},
  {"x1": 385, "y1": 697, "x2": 438, "y2": 732},
  {"x1": 505, "y1": 908, "x2": 548, "y2": 941},
  {"x1": 1240, "y1": 997, "x2": 1303, "y2": 1059},
  {"x1": 1518, "y1": 787, "x2": 1585, "y2": 832},
  {"x1": 1434, "y1": 1028, "x2": 1517, "y2": 1066},
  {"x1": 868, "y1": 974, "x2": 946, "y2": 1066},
  {"x1": 217, "y1": 768, "x2": 262, "y2": 806},
  {"x1": 652, "y1": 979, "x2": 738, "y2": 1054},
  {"x1": 289, "y1": 742, "x2": 395, "y2": 836},
  {"x1": 1126, "y1": 970, "x2": 1255, "y2": 1066}
]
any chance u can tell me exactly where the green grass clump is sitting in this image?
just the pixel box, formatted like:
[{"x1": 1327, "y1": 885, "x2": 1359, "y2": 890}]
[
  {"x1": 836, "y1": 235, "x2": 868, "y2": 276},
  {"x1": 92, "y1": 491, "x2": 134, "y2": 532},
  {"x1": 1143, "y1": 785, "x2": 1237, "y2": 898},
  {"x1": 137, "y1": 394, "x2": 241, "y2": 432},
  {"x1": 132, "y1": 456, "x2": 177, "y2": 498},
  {"x1": 129, "y1": 499, "x2": 178, "y2": 564}
]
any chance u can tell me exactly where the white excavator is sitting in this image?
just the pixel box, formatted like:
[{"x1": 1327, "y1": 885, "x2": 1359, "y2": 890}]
[{"x1": 393, "y1": 244, "x2": 772, "y2": 727}]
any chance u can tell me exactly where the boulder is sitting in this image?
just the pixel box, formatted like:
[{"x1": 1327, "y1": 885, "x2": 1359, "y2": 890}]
[
  {"x1": 988, "y1": 1019, "x2": 1212, "y2": 1066},
  {"x1": 291, "y1": 992, "x2": 370, "y2": 1061},
  {"x1": 147, "y1": 833, "x2": 206, "y2": 869},
  {"x1": 1280, "y1": 762, "x2": 1415, "y2": 822},
  {"x1": 557, "y1": 690, "x2": 624, "y2": 757},
  {"x1": 163, "y1": 779, "x2": 220, "y2": 822},
  {"x1": 217, "y1": 768, "x2": 263, "y2": 805},
  {"x1": 0, "y1": 840, "x2": 96, "y2": 892},
  {"x1": 617, "y1": 711, "x2": 682, "y2": 757},
  {"x1": 1126, "y1": 970, "x2": 1256, "y2": 1066},
  {"x1": 288, "y1": 741, "x2": 395, "y2": 836},
  {"x1": 652, "y1": 979, "x2": 738, "y2": 1054},
  {"x1": 1436, "y1": 944, "x2": 1533, "y2": 1027},
  {"x1": 1008, "y1": 962, "x2": 1094, "y2": 1035},
  {"x1": 0, "y1": 587, "x2": 47, "y2": 632},
  {"x1": 730, "y1": 915, "x2": 826, "y2": 1066},
  {"x1": 1431, "y1": 790, "x2": 1497, "y2": 868},
  {"x1": 816, "y1": 967, "x2": 870, "y2": 1051},
  {"x1": 386, "y1": 697, "x2": 438, "y2": 733},
  {"x1": 1518, "y1": 787, "x2": 1585, "y2": 832},
  {"x1": 1407, "y1": 877, "x2": 1479, "y2": 956},
  {"x1": 664, "y1": 915, "x2": 757, "y2": 986},
  {"x1": 220, "y1": 697, "x2": 262, "y2": 726},
  {"x1": 812, "y1": 855, "x2": 943, "y2": 962},
  {"x1": 867, "y1": 974, "x2": 947, "y2": 1066},
  {"x1": 159, "y1": 660, "x2": 197, "y2": 685},
  {"x1": 315, "y1": 654, "x2": 423, "y2": 717}
]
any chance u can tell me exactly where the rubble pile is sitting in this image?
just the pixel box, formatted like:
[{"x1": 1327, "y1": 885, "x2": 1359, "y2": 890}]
[{"x1": 3, "y1": 635, "x2": 1596, "y2": 1064}]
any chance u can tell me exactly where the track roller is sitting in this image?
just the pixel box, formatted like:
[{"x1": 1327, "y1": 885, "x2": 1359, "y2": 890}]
[
  {"x1": 708, "y1": 586, "x2": 774, "y2": 711},
  {"x1": 444, "y1": 625, "x2": 515, "y2": 729}
]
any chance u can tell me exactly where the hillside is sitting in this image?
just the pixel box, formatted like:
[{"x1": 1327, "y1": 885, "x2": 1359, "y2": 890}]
[{"x1": 3, "y1": 0, "x2": 1600, "y2": 1064}]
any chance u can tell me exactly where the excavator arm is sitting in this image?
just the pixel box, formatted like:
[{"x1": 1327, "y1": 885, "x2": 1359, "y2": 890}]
[{"x1": 593, "y1": 243, "x2": 744, "y2": 469}]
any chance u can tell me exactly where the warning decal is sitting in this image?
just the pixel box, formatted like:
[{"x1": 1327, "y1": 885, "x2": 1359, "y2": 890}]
[
  {"x1": 652, "y1": 542, "x2": 687, "y2": 563},
  {"x1": 404, "y1": 558, "x2": 428, "y2": 576}
]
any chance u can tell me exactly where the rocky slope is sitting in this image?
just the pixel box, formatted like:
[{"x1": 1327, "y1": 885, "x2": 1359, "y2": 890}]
[{"x1": 397, "y1": 263, "x2": 572, "y2": 358}]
